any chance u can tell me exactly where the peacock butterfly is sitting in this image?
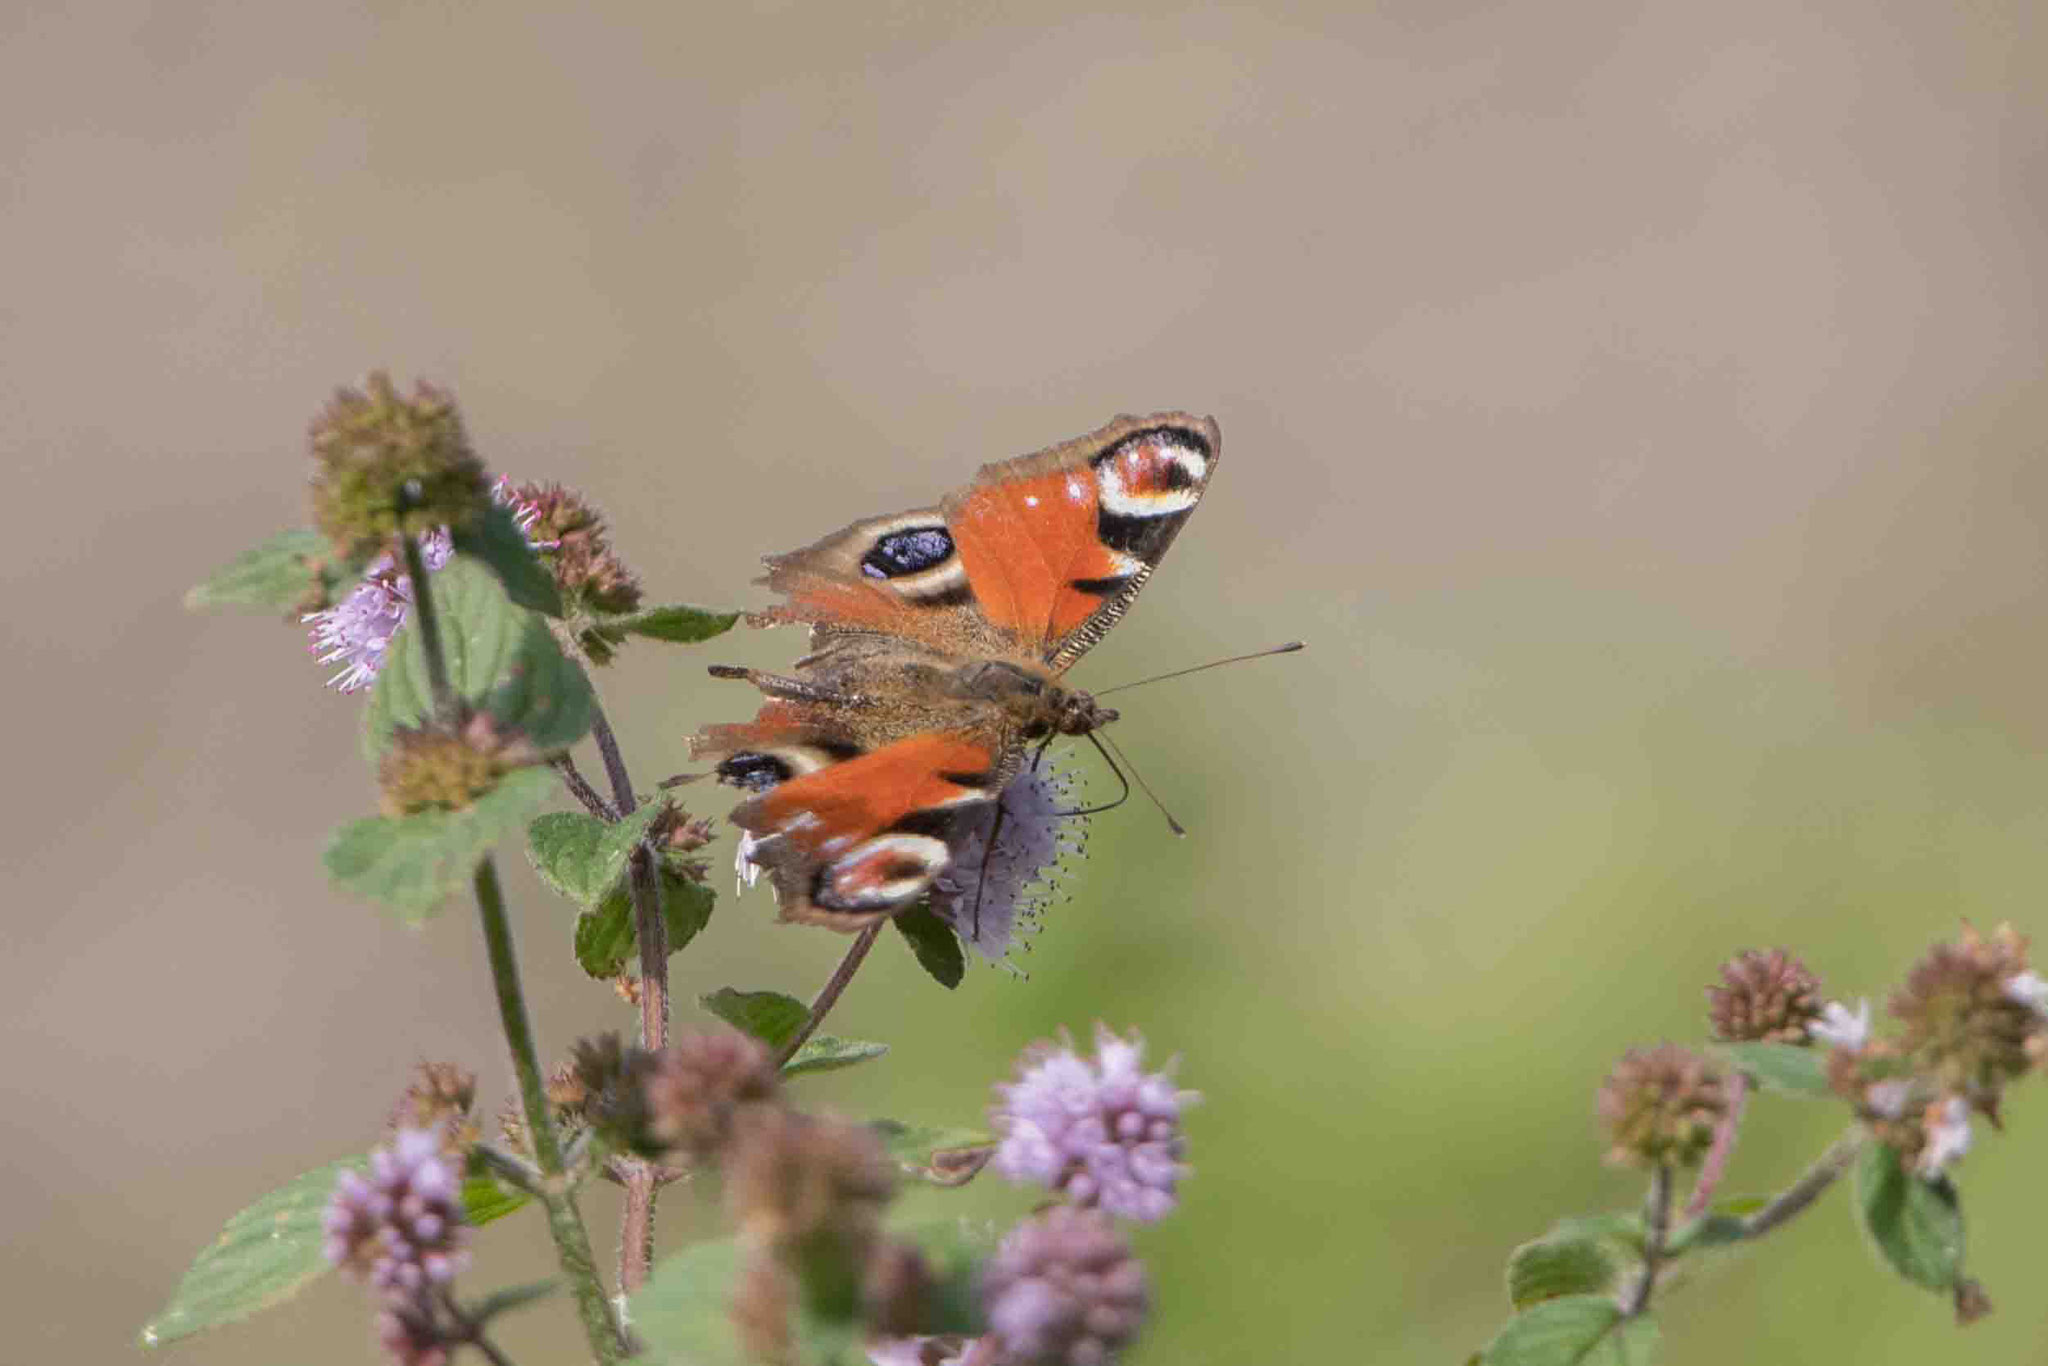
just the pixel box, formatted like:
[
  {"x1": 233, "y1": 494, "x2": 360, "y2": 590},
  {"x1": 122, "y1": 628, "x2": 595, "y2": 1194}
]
[{"x1": 692, "y1": 412, "x2": 1220, "y2": 930}]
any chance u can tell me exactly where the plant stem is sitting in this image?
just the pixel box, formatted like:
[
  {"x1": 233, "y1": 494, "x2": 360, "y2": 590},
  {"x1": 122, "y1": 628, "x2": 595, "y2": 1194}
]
[
  {"x1": 1624, "y1": 1164, "x2": 1672, "y2": 1318},
  {"x1": 400, "y1": 534, "x2": 456, "y2": 720},
  {"x1": 1683, "y1": 1072, "x2": 1748, "y2": 1220},
  {"x1": 1740, "y1": 1128, "x2": 1866, "y2": 1240},
  {"x1": 775, "y1": 923, "x2": 884, "y2": 1066},
  {"x1": 585, "y1": 701, "x2": 669, "y2": 1299},
  {"x1": 473, "y1": 857, "x2": 620, "y2": 1364},
  {"x1": 552, "y1": 756, "x2": 618, "y2": 821}
]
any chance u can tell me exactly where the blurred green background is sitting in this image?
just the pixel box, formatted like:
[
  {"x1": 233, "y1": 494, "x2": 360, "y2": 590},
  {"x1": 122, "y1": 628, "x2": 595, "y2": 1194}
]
[{"x1": 6, "y1": 2, "x2": 2045, "y2": 1361}]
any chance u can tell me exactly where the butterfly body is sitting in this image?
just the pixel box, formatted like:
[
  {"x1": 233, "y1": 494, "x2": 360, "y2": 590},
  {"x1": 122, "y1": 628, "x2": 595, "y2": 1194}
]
[{"x1": 694, "y1": 412, "x2": 1219, "y2": 929}]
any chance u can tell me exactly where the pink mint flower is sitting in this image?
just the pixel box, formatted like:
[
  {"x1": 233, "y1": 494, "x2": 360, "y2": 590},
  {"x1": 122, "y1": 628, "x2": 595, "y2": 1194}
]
[{"x1": 990, "y1": 1025, "x2": 1192, "y2": 1222}]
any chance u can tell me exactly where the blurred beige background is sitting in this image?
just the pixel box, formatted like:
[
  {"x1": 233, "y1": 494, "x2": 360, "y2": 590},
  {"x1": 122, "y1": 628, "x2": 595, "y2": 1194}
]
[{"x1": 6, "y1": 1, "x2": 2046, "y2": 1362}]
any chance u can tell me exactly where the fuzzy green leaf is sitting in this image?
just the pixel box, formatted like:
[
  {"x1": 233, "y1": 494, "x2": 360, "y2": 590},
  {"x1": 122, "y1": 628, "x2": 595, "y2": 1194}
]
[
  {"x1": 892, "y1": 905, "x2": 965, "y2": 989},
  {"x1": 630, "y1": 1220, "x2": 991, "y2": 1365},
  {"x1": 1712, "y1": 1042, "x2": 1833, "y2": 1098},
  {"x1": 573, "y1": 871, "x2": 715, "y2": 979},
  {"x1": 361, "y1": 557, "x2": 592, "y2": 762},
  {"x1": 186, "y1": 528, "x2": 349, "y2": 614},
  {"x1": 1854, "y1": 1141, "x2": 1964, "y2": 1292},
  {"x1": 459, "y1": 1172, "x2": 533, "y2": 1228},
  {"x1": 783, "y1": 1036, "x2": 890, "y2": 1078},
  {"x1": 1665, "y1": 1212, "x2": 1749, "y2": 1255},
  {"x1": 1482, "y1": 1296, "x2": 1657, "y2": 1366},
  {"x1": 615, "y1": 604, "x2": 743, "y2": 644},
  {"x1": 871, "y1": 1119, "x2": 997, "y2": 1187},
  {"x1": 324, "y1": 767, "x2": 557, "y2": 920},
  {"x1": 525, "y1": 803, "x2": 666, "y2": 909},
  {"x1": 1506, "y1": 1237, "x2": 1621, "y2": 1310},
  {"x1": 1539, "y1": 1212, "x2": 1645, "y2": 1253},
  {"x1": 700, "y1": 988, "x2": 809, "y2": 1051},
  {"x1": 139, "y1": 1157, "x2": 363, "y2": 1348},
  {"x1": 450, "y1": 502, "x2": 562, "y2": 617}
]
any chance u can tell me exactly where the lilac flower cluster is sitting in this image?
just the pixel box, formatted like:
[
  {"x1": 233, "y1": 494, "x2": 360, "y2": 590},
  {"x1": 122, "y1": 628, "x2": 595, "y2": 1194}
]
[
  {"x1": 304, "y1": 478, "x2": 544, "y2": 692},
  {"x1": 990, "y1": 1025, "x2": 1190, "y2": 1223},
  {"x1": 929, "y1": 760, "x2": 1089, "y2": 963},
  {"x1": 980, "y1": 1207, "x2": 1148, "y2": 1366},
  {"x1": 323, "y1": 1128, "x2": 471, "y2": 1297}
]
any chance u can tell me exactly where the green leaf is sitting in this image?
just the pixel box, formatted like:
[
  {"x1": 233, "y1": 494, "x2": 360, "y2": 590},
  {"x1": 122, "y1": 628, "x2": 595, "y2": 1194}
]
[
  {"x1": 139, "y1": 1157, "x2": 363, "y2": 1349},
  {"x1": 614, "y1": 604, "x2": 743, "y2": 644},
  {"x1": 324, "y1": 767, "x2": 557, "y2": 920},
  {"x1": 1482, "y1": 1296, "x2": 1657, "y2": 1366},
  {"x1": 1711, "y1": 1042, "x2": 1833, "y2": 1098},
  {"x1": 1506, "y1": 1237, "x2": 1621, "y2": 1309},
  {"x1": 526, "y1": 803, "x2": 666, "y2": 909},
  {"x1": 700, "y1": 988, "x2": 809, "y2": 1051},
  {"x1": 1854, "y1": 1141, "x2": 1964, "y2": 1292},
  {"x1": 185, "y1": 528, "x2": 348, "y2": 614},
  {"x1": 467, "y1": 1279, "x2": 558, "y2": 1324},
  {"x1": 450, "y1": 502, "x2": 562, "y2": 617},
  {"x1": 1540, "y1": 1213, "x2": 1644, "y2": 1251},
  {"x1": 573, "y1": 870, "x2": 716, "y2": 979},
  {"x1": 783, "y1": 1036, "x2": 890, "y2": 1078},
  {"x1": 892, "y1": 904, "x2": 965, "y2": 989},
  {"x1": 631, "y1": 1220, "x2": 993, "y2": 1365},
  {"x1": 630, "y1": 1235, "x2": 749, "y2": 1366},
  {"x1": 663, "y1": 875, "x2": 716, "y2": 956},
  {"x1": 871, "y1": 1119, "x2": 997, "y2": 1187},
  {"x1": 459, "y1": 1171, "x2": 533, "y2": 1228},
  {"x1": 361, "y1": 557, "x2": 592, "y2": 763},
  {"x1": 1665, "y1": 1211, "x2": 1751, "y2": 1256}
]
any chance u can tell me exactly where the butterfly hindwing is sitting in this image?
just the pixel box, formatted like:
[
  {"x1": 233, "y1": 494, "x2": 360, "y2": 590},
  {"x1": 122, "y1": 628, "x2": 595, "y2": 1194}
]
[{"x1": 727, "y1": 730, "x2": 999, "y2": 928}]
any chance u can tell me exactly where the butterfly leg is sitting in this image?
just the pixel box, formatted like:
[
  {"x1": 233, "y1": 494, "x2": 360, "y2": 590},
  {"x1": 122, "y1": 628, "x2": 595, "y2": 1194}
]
[{"x1": 706, "y1": 664, "x2": 868, "y2": 708}]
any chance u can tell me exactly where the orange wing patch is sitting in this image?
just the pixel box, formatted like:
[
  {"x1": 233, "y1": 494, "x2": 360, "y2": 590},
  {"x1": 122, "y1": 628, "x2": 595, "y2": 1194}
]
[
  {"x1": 736, "y1": 732, "x2": 994, "y2": 855},
  {"x1": 948, "y1": 465, "x2": 1137, "y2": 649}
]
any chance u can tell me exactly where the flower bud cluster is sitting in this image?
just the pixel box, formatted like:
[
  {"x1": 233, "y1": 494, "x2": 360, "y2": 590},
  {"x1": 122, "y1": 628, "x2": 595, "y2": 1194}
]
[
  {"x1": 1753, "y1": 926, "x2": 2047, "y2": 1180},
  {"x1": 309, "y1": 373, "x2": 488, "y2": 564},
  {"x1": 376, "y1": 711, "x2": 541, "y2": 816},
  {"x1": 1595, "y1": 1043, "x2": 1731, "y2": 1169},
  {"x1": 324, "y1": 1128, "x2": 474, "y2": 1364}
]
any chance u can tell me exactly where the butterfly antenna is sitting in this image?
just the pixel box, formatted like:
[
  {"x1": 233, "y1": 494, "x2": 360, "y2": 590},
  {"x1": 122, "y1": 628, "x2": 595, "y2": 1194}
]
[
  {"x1": 1077, "y1": 731, "x2": 1186, "y2": 837},
  {"x1": 1093, "y1": 641, "x2": 1304, "y2": 698}
]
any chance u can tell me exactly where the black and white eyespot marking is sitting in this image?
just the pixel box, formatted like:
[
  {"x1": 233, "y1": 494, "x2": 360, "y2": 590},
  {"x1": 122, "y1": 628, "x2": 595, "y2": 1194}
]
[
  {"x1": 812, "y1": 833, "x2": 951, "y2": 912},
  {"x1": 715, "y1": 741, "x2": 850, "y2": 792},
  {"x1": 716, "y1": 753, "x2": 792, "y2": 792},
  {"x1": 861, "y1": 525, "x2": 955, "y2": 579},
  {"x1": 1091, "y1": 426, "x2": 1210, "y2": 521}
]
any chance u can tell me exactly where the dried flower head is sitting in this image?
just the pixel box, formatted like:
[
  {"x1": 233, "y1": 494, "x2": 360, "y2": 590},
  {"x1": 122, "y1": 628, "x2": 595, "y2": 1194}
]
[
  {"x1": 862, "y1": 1239, "x2": 936, "y2": 1339},
  {"x1": 643, "y1": 1030, "x2": 782, "y2": 1161},
  {"x1": 377, "y1": 711, "x2": 541, "y2": 816},
  {"x1": 386, "y1": 1061, "x2": 480, "y2": 1153},
  {"x1": 502, "y1": 481, "x2": 644, "y2": 630},
  {"x1": 991, "y1": 1025, "x2": 1192, "y2": 1223},
  {"x1": 323, "y1": 1128, "x2": 471, "y2": 1294},
  {"x1": 1706, "y1": 948, "x2": 1824, "y2": 1044},
  {"x1": 309, "y1": 373, "x2": 488, "y2": 563},
  {"x1": 980, "y1": 1206, "x2": 1149, "y2": 1366},
  {"x1": 730, "y1": 1251, "x2": 798, "y2": 1366},
  {"x1": 1595, "y1": 1043, "x2": 1730, "y2": 1169},
  {"x1": 725, "y1": 1108, "x2": 897, "y2": 1253},
  {"x1": 1890, "y1": 923, "x2": 2046, "y2": 1098},
  {"x1": 930, "y1": 762, "x2": 1089, "y2": 963}
]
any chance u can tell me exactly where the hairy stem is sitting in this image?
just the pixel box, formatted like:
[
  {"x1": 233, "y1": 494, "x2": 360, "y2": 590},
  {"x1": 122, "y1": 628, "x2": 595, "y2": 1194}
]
[
  {"x1": 1624, "y1": 1164, "x2": 1673, "y2": 1318},
  {"x1": 775, "y1": 923, "x2": 884, "y2": 1067},
  {"x1": 1740, "y1": 1128, "x2": 1867, "y2": 1240},
  {"x1": 552, "y1": 755, "x2": 618, "y2": 821},
  {"x1": 399, "y1": 534, "x2": 456, "y2": 721},
  {"x1": 473, "y1": 857, "x2": 620, "y2": 1364},
  {"x1": 586, "y1": 701, "x2": 668, "y2": 1297},
  {"x1": 1683, "y1": 1072, "x2": 1749, "y2": 1220}
]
